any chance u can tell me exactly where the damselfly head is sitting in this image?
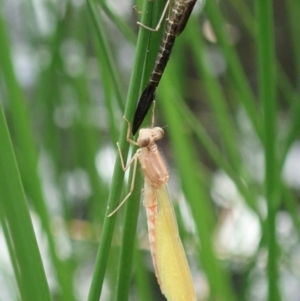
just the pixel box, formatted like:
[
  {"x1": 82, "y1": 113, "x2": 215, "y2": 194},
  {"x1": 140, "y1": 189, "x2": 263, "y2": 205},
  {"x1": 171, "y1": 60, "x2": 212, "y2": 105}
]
[{"x1": 137, "y1": 127, "x2": 164, "y2": 147}]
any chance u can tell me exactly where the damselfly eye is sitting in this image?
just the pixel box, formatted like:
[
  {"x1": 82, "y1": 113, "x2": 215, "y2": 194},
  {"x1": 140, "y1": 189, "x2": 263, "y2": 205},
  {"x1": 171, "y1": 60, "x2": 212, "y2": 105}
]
[
  {"x1": 138, "y1": 136, "x2": 150, "y2": 147},
  {"x1": 153, "y1": 127, "x2": 164, "y2": 140}
]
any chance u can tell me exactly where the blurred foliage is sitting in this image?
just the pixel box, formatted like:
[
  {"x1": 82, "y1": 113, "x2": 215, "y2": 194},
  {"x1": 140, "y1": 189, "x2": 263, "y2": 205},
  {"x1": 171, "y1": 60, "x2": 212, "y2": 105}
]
[{"x1": 0, "y1": 0, "x2": 299, "y2": 301}]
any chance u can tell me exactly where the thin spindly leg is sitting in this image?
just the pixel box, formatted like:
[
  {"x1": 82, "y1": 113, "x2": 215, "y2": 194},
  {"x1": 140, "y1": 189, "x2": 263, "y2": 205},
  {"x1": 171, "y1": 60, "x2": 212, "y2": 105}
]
[
  {"x1": 108, "y1": 147, "x2": 139, "y2": 217},
  {"x1": 116, "y1": 142, "x2": 139, "y2": 171},
  {"x1": 137, "y1": 0, "x2": 170, "y2": 32},
  {"x1": 123, "y1": 116, "x2": 139, "y2": 145}
]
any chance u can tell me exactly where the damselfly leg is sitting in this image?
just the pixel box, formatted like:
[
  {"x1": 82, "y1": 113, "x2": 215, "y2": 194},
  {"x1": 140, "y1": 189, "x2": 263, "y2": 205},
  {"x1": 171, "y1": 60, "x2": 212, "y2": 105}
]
[{"x1": 137, "y1": 0, "x2": 170, "y2": 32}]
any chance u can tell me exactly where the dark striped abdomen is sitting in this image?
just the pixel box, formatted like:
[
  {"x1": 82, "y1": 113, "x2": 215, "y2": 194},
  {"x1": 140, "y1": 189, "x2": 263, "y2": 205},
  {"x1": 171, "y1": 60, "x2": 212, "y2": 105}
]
[
  {"x1": 132, "y1": 0, "x2": 197, "y2": 135},
  {"x1": 149, "y1": 2, "x2": 186, "y2": 88}
]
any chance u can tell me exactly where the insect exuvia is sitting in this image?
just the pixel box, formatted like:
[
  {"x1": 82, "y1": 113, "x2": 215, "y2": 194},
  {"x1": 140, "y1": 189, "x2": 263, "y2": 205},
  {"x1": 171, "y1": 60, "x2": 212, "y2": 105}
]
[
  {"x1": 109, "y1": 109, "x2": 196, "y2": 301},
  {"x1": 132, "y1": 0, "x2": 197, "y2": 135}
]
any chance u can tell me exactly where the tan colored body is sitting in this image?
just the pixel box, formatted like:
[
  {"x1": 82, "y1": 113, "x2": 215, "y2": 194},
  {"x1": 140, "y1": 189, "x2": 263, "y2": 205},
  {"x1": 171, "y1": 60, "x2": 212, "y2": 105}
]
[{"x1": 111, "y1": 123, "x2": 196, "y2": 301}]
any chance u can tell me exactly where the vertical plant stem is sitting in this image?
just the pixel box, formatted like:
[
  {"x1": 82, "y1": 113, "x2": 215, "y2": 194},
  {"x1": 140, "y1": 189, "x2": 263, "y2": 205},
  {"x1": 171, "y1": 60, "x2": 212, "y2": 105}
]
[
  {"x1": 0, "y1": 10, "x2": 76, "y2": 301},
  {"x1": 0, "y1": 106, "x2": 52, "y2": 301},
  {"x1": 205, "y1": 0, "x2": 262, "y2": 140},
  {"x1": 113, "y1": 0, "x2": 167, "y2": 300},
  {"x1": 86, "y1": 0, "x2": 162, "y2": 299},
  {"x1": 255, "y1": 1, "x2": 280, "y2": 301}
]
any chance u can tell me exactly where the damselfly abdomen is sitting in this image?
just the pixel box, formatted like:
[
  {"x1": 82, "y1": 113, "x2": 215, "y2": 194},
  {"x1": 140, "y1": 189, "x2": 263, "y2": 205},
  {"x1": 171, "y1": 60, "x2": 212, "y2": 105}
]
[{"x1": 132, "y1": 0, "x2": 197, "y2": 135}]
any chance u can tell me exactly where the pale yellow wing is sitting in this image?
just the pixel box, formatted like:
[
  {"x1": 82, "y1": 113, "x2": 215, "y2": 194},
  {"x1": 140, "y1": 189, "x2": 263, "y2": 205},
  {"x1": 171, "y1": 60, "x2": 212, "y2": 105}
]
[{"x1": 154, "y1": 185, "x2": 196, "y2": 301}]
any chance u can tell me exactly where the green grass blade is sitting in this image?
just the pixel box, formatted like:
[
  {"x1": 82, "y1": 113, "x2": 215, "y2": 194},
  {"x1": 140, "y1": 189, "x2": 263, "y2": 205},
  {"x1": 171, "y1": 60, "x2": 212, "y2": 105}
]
[
  {"x1": 99, "y1": 1, "x2": 136, "y2": 44},
  {"x1": 255, "y1": 1, "x2": 280, "y2": 300},
  {"x1": 186, "y1": 18, "x2": 242, "y2": 173},
  {"x1": 113, "y1": 181, "x2": 142, "y2": 301},
  {"x1": 0, "y1": 9, "x2": 76, "y2": 300},
  {"x1": 134, "y1": 248, "x2": 155, "y2": 301},
  {"x1": 227, "y1": 0, "x2": 299, "y2": 169},
  {"x1": 0, "y1": 0, "x2": 297, "y2": 300},
  {"x1": 112, "y1": 1, "x2": 170, "y2": 300},
  {"x1": 204, "y1": 0, "x2": 261, "y2": 139},
  {"x1": 87, "y1": 0, "x2": 164, "y2": 299},
  {"x1": 0, "y1": 105, "x2": 52, "y2": 301},
  {"x1": 285, "y1": 0, "x2": 300, "y2": 88},
  {"x1": 87, "y1": 0, "x2": 126, "y2": 112},
  {"x1": 0, "y1": 210, "x2": 23, "y2": 298}
]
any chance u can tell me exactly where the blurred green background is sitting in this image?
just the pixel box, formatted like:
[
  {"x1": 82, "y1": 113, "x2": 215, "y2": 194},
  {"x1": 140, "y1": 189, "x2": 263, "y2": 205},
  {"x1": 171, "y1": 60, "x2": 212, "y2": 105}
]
[{"x1": 0, "y1": 0, "x2": 299, "y2": 300}]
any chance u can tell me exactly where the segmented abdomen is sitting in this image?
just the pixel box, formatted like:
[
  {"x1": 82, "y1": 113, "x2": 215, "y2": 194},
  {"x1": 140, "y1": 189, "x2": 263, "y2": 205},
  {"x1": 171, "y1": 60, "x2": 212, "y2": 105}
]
[{"x1": 149, "y1": 2, "x2": 186, "y2": 88}]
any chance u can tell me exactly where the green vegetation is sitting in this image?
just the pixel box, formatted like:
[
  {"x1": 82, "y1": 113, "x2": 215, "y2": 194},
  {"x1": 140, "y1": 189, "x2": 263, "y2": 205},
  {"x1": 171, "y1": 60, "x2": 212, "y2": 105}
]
[{"x1": 0, "y1": 0, "x2": 299, "y2": 300}]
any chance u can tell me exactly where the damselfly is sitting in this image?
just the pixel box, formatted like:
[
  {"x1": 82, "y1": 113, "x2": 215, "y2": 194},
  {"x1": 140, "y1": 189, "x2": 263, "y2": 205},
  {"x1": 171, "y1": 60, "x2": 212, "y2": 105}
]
[
  {"x1": 132, "y1": 0, "x2": 197, "y2": 135},
  {"x1": 109, "y1": 111, "x2": 196, "y2": 301}
]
